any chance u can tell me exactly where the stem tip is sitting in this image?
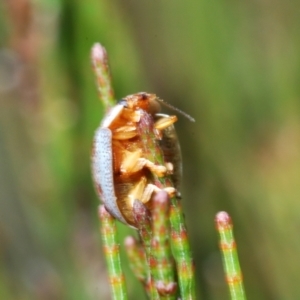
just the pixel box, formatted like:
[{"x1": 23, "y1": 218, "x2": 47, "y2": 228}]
[
  {"x1": 124, "y1": 236, "x2": 136, "y2": 247},
  {"x1": 215, "y1": 211, "x2": 232, "y2": 229},
  {"x1": 91, "y1": 43, "x2": 107, "y2": 63}
]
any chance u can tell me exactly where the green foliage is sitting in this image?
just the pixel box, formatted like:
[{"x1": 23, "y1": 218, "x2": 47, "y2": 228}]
[{"x1": 1, "y1": 0, "x2": 300, "y2": 299}]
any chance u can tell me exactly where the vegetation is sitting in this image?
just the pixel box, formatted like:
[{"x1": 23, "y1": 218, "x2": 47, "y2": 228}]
[{"x1": 1, "y1": 0, "x2": 300, "y2": 299}]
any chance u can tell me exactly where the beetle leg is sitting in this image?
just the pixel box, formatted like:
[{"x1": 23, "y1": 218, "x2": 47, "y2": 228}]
[
  {"x1": 154, "y1": 115, "x2": 177, "y2": 130},
  {"x1": 112, "y1": 125, "x2": 137, "y2": 140},
  {"x1": 165, "y1": 162, "x2": 174, "y2": 174},
  {"x1": 139, "y1": 183, "x2": 157, "y2": 204},
  {"x1": 147, "y1": 185, "x2": 176, "y2": 199},
  {"x1": 163, "y1": 186, "x2": 176, "y2": 198},
  {"x1": 121, "y1": 150, "x2": 172, "y2": 177},
  {"x1": 120, "y1": 149, "x2": 142, "y2": 173},
  {"x1": 140, "y1": 184, "x2": 177, "y2": 204},
  {"x1": 119, "y1": 176, "x2": 148, "y2": 225},
  {"x1": 138, "y1": 158, "x2": 167, "y2": 177},
  {"x1": 127, "y1": 176, "x2": 147, "y2": 207},
  {"x1": 112, "y1": 113, "x2": 176, "y2": 140}
]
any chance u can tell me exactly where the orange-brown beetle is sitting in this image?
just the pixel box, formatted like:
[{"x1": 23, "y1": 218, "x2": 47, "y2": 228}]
[{"x1": 92, "y1": 92, "x2": 183, "y2": 227}]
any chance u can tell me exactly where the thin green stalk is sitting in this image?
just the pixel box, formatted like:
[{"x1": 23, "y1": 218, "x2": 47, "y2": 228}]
[
  {"x1": 124, "y1": 236, "x2": 148, "y2": 284},
  {"x1": 93, "y1": 44, "x2": 128, "y2": 299},
  {"x1": 151, "y1": 191, "x2": 177, "y2": 299},
  {"x1": 133, "y1": 200, "x2": 153, "y2": 259},
  {"x1": 98, "y1": 205, "x2": 128, "y2": 300},
  {"x1": 92, "y1": 43, "x2": 196, "y2": 300},
  {"x1": 91, "y1": 43, "x2": 115, "y2": 110},
  {"x1": 215, "y1": 211, "x2": 247, "y2": 300},
  {"x1": 137, "y1": 112, "x2": 196, "y2": 300},
  {"x1": 168, "y1": 197, "x2": 195, "y2": 300},
  {"x1": 133, "y1": 200, "x2": 160, "y2": 300}
]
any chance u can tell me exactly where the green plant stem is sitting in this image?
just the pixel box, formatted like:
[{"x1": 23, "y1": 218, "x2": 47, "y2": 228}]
[
  {"x1": 91, "y1": 43, "x2": 115, "y2": 110},
  {"x1": 138, "y1": 112, "x2": 196, "y2": 300},
  {"x1": 215, "y1": 211, "x2": 247, "y2": 300},
  {"x1": 168, "y1": 197, "x2": 195, "y2": 300},
  {"x1": 151, "y1": 191, "x2": 177, "y2": 299},
  {"x1": 133, "y1": 200, "x2": 160, "y2": 300},
  {"x1": 98, "y1": 205, "x2": 128, "y2": 300},
  {"x1": 92, "y1": 44, "x2": 196, "y2": 300},
  {"x1": 124, "y1": 236, "x2": 148, "y2": 284}
]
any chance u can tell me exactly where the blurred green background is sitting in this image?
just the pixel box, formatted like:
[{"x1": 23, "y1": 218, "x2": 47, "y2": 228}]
[{"x1": 1, "y1": 0, "x2": 300, "y2": 299}]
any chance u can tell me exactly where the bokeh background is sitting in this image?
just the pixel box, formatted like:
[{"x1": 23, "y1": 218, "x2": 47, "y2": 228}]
[{"x1": 1, "y1": 0, "x2": 300, "y2": 299}]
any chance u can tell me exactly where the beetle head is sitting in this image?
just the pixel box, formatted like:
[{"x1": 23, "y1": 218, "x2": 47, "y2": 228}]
[{"x1": 122, "y1": 92, "x2": 161, "y2": 116}]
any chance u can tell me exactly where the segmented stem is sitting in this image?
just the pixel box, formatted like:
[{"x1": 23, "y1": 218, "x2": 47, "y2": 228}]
[
  {"x1": 138, "y1": 112, "x2": 196, "y2": 300},
  {"x1": 98, "y1": 206, "x2": 128, "y2": 300},
  {"x1": 133, "y1": 200, "x2": 160, "y2": 300},
  {"x1": 92, "y1": 44, "x2": 196, "y2": 300},
  {"x1": 124, "y1": 236, "x2": 148, "y2": 284},
  {"x1": 215, "y1": 212, "x2": 247, "y2": 300},
  {"x1": 133, "y1": 200, "x2": 153, "y2": 259},
  {"x1": 151, "y1": 191, "x2": 177, "y2": 299},
  {"x1": 91, "y1": 43, "x2": 115, "y2": 109},
  {"x1": 168, "y1": 197, "x2": 195, "y2": 300}
]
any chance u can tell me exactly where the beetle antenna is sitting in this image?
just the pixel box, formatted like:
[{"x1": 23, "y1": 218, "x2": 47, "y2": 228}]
[{"x1": 156, "y1": 97, "x2": 195, "y2": 122}]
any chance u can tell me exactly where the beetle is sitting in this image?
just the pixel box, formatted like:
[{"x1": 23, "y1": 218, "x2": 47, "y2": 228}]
[{"x1": 92, "y1": 92, "x2": 183, "y2": 227}]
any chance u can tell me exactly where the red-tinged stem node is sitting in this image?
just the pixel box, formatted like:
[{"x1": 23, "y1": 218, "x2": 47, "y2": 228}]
[
  {"x1": 215, "y1": 211, "x2": 247, "y2": 300},
  {"x1": 215, "y1": 211, "x2": 233, "y2": 230},
  {"x1": 98, "y1": 205, "x2": 128, "y2": 300}
]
